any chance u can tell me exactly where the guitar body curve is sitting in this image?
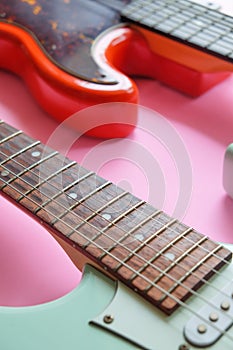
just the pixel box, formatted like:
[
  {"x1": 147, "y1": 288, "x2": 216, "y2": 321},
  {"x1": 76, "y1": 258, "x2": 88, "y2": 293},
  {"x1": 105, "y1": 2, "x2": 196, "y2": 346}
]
[
  {"x1": 0, "y1": 0, "x2": 139, "y2": 138},
  {"x1": 0, "y1": 0, "x2": 231, "y2": 138},
  {"x1": 1, "y1": 249, "x2": 233, "y2": 350},
  {"x1": 0, "y1": 265, "x2": 141, "y2": 350},
  {"x1": 1, "y1": 120, "x2": 233, "y2": 349},
  {"x1": 0, "y1": 21, "x2": 138, "y2": 138}
]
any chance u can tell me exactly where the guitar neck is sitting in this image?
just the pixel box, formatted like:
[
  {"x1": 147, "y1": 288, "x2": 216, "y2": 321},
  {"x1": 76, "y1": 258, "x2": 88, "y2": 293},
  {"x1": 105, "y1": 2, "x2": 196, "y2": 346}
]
[
  {"x1": 121, "y1": 0, "x2": 233, "y2": 64},
  {"x1": 0, "y1": 120, "x2": 231, "y2": 315}
]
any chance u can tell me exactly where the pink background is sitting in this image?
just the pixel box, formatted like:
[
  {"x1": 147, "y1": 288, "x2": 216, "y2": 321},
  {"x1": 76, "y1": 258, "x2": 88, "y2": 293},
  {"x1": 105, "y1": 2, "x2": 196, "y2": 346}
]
[{"x1": 1, "y1": 0, "x2": 233, "y2": 307}]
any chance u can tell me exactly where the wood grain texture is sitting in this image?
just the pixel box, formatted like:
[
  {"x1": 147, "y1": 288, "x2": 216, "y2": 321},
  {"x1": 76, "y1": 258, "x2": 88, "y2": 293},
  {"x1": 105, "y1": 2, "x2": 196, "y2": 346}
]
[{"x1": 0, "y1": 120, "x2": 232, "y2": 314}]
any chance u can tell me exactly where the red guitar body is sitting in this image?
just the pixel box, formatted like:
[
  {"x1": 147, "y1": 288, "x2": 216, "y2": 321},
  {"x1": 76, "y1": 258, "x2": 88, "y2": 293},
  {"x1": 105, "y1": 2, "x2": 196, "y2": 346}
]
[{"x1": 0, "y1": 0, "x2": 232, "y2": 137}]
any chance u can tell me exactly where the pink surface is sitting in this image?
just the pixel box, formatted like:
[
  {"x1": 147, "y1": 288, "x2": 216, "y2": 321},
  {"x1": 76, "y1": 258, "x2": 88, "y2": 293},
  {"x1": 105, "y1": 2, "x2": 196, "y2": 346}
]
[{"x1": 1, "y1": 65, "x2": 233, "y2": 306}]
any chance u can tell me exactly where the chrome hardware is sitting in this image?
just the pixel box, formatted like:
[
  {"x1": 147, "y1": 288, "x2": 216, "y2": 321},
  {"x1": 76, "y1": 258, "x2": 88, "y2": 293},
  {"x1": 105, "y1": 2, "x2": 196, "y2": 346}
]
[{"x1": 184, "y1": 282, "x2": 233, "y2": 347}]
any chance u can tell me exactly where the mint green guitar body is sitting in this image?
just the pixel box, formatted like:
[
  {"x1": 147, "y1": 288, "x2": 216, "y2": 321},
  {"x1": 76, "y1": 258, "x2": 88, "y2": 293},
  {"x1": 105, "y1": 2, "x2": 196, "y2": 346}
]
[{"x1": 1, "y1": 244, "x2": 233, "y2": 350}]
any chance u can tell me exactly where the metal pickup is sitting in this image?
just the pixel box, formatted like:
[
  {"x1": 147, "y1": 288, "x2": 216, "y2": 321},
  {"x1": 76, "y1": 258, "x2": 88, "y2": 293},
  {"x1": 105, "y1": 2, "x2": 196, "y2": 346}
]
[{"x1": 184, "y1": 282, "x2": 233, "y2": 347}]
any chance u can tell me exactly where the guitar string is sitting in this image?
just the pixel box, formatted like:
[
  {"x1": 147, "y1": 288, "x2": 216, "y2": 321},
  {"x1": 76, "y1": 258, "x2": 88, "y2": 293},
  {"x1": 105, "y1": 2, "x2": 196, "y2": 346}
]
[
  {"x1": 0, "y1": 139, "x2": 231, "y2": 288},
  {"x1": 0, "y1": 161, "x2": 231, "y2": 312},
  {"x1": 0, "y1": 142, "x2": 232, "y2": 302},
  {"x1": 1, "y1": 169, "x2": 233, "y2": 344},
  {"x1": 1, "y1": 160, "x2": 233, "y2": 344},
  {"x1": 1, "y1": 151, "x2": 233, "y2": 325},
  {"x1": 0, "y1": 129, "x2": 232, "y2": 302},
  {"x1": 0, "y1": 142, "x2": 232, "y2": 292},
  {"x1": 0, "y1": 130, "x2": 230, "y2": 278},
  {"x1": 0, "y1": 142, "x2": 230, "y2": 282}
]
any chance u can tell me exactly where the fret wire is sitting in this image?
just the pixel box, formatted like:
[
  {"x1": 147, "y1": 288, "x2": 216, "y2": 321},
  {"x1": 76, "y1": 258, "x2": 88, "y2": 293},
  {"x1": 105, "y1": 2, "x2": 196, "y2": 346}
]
[
  {"x1": 0, "y1": 147, "x2": 232, "y2": 290},
  {"x1": 96, "y1": 199, "x2": 145, "y2": 255},
  {"x1": 0, "y1": 163, "x2": 232, "y2": 324},
  {"x1": 144, "y1": 235, "x2": 208, "y2": 290},
  {"x1": 51, "y1": 180, "x2": 112, "y2": 225},
  {"x1": 70, "y1": 181, "x2": 111, "y2": 206},
  {"x1": 128, "y1": 227, "x2": 194, "y2": 280},
  {"x1": 0, "y1": 164, "x2": 153, "y2": 276},
  {"x1": 124, "y1": 238, "x2": 227, "y2": 316},
  {"x1": 0, "y1": 152, "x2": 139, "y2": 251},
  {"x1": 0, "y1": 150, "x2": 231, "y2": 290},
  {"x1": 18, "y1": 160, "x2": 77, "y2": 203},
  {"x1": 101, "y1": 199, "x2": 145, "y2": 232},
  {"x1": 98, "y1": 209, "x2": 162, "y2": 257},
  {"x1": 0, "y1": 157, "x2": 149, "y2": 265},
  {"x1": 114, "y1": 218, "x2": 178, "y2": 270},
  {"x1": 0, "y1": 150, "x2": 133, "y2": 235},
  {"x1": 87, "y1": 211, "x2": 231, "y2": 314},
  {"x1": 0, "y1": 124, "x2": 229, "y2": 272},
  {"x1": 0, "y1": 146, "x2": 226, "y2": 269},
  {"x1": 129, "y1": 228, "x2": 232, "y2": 298},
  {"x1": 1, "y1": 154, "x2": 152, "y2": 259},
  {"x1": 136, "y1": 224, "x2": 232, "y2": 285},
  {"x1": 0, "y1": 152, "x2": 231, "y2": 292},
  {"x1": 117, "y1": 219, "x2": 177, "y2": 261},
  {"x1": 34, "y1": 170, "x2": 95, "y2": 213},
  {"x1": 0, "y1": 130, "x2": 23, "y2": 144},
  {"x1": 2, "y1": 154, "x2": 226, "y2": 322},
  {"x1": 100, "y1": 208, "x2": 162, "y2": 263},
  {"x1": 67, "y1": 190, "x2": 129, "y2": 237},
  {"x1": 125, "y1": 226, "x2": 232, "y2": 299},
  {"x1": 82, "y1": 199, "x2": 146, "y2": 250},
  {"x1": 0, "y1": 151, "x2": 58, "y2": 190},
  {"x1": 0, "y1": 141, "x2": 40, "y2": 164},
  {"x1": 59, "y1": 172, "x2": 231, "y2": 304},
  {"x1": 155, "y1": 245, "x2": 223, "y2": 304},
  {"x1": 0, "y1": 138, "x2": 232, "y2": 326}
]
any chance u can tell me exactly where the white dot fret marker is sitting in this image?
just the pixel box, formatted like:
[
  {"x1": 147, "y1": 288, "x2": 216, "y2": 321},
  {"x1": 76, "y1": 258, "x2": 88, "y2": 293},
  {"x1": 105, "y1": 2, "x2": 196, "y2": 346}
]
[
  {"x1": 102, "y1": 213, "x2": 112, "y2": 221},
  {"x1": 31, "y1": 151, "x2": 41, "y2": 157},
  {"x1": 164, "y1": 253, "x2": 175, "y2": 261},
  {"x1": 135, "y1": 233, "x2": 145, "y2": 241},
  {"x1": 69, "y1": 192, "x2": 78, "y2": 199},
  {"x1": 1, "y1": 170, "x2": 9, "y2": 177}
]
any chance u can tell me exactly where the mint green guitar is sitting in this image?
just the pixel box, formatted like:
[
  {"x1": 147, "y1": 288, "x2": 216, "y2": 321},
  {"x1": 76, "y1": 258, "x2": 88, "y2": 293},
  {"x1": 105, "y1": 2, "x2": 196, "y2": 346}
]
[{"x1": 1, "y1": 120, "x2": 233, "y2": 349}]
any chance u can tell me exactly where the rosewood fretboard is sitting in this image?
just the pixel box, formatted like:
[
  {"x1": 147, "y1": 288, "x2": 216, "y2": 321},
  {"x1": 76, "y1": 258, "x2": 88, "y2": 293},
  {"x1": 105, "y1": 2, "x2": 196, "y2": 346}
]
[{"x1": 0, "y1": 120, "x2": 231, "y2": 314}]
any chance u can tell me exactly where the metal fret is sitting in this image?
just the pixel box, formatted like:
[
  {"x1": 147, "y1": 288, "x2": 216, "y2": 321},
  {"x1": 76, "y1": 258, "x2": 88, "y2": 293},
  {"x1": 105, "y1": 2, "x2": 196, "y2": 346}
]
[
  {"x1": 0, "y1": 130, "x2": 23, "y2": 144},
  {"x1": 98, "y1": 199, "x2": 145, "y2": 257},
  {"x1": 99, "y1": 215, "x2": 177, "y2": 276},
  {"x1": 114, "y1": 217, "x2": 177, "y2": 270},
  {"x1": 144, "y1": 234, "x2": 207, "y2": 291},
  {"x1": 109, "y1": 208, "x2": 163, "y2": 270},
  {"x1": 51, "y1": 180, "x2": 112, "y2": 225},
  {"x1": 67, "y1": 190, "x2": 129, "y2": 237},
  {"x1": 115, "y1": 208, "x2": 163, "y2": 246},
  {"x1": 128, "y1": 226, "x2": 194, "y2": 280},
  {"x1": 128, "y1": 209, "x2": 162, "y2": 235},
  {"x1": 37, "y1": 170, "x2": 95, "y2": 210},
  {"x1": 0, "y1": 151, "x2": 58, "y2": 190},
  {"x1": 0, "y1": 141, "x2": 40, "y2": 164},
  {"x1": 102, "y1": 199, "x2": 145, "y2": 232},
  {"x1": 73, "y1": 180, "x2": 111, "y2": 205},
  {"x1": 121, "y1": 0, "x2": 233, "y2": 62},
  {"x1": 157, "y1": 244, "x2": 222, "y2": 304},
  {"x1": 2, "y1": 154, "x2": 228, "y2": 313},
  {"x1": 18, "y1": 160, "x2": 77, "y2": 203},
  {"x1": 1, "y1": 121, "x2": 232, "y2": 316}
]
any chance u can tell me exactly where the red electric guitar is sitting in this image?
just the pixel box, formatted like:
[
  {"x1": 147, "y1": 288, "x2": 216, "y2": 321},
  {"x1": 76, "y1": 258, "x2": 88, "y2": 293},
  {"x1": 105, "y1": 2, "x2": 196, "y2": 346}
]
[{"x1": 0, "y1": 0, "x2": 233, "y2": 138}]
